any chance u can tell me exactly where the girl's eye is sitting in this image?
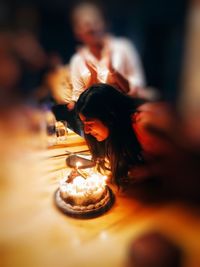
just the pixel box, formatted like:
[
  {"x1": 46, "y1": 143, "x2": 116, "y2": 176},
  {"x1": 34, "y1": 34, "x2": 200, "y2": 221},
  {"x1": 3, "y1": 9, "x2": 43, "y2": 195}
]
[
  {"x1": 84, "y1": 124, "x2": 91, "y2": 130},
  {"x1": 84, "y1": 121, "x2": 95, "y2": 126}
]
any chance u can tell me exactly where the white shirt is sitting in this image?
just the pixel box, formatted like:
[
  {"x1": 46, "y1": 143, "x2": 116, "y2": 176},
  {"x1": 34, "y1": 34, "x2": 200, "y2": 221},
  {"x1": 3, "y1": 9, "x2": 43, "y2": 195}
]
[{"x1": 70, "y1": 36, "x2": 146, "y2": 101}]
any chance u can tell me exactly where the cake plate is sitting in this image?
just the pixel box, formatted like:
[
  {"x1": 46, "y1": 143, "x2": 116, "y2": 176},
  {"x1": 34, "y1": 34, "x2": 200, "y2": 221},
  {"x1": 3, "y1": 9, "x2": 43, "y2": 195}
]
[{"x1": 54, "y1": 186, "x2": 115, "y2": 219}]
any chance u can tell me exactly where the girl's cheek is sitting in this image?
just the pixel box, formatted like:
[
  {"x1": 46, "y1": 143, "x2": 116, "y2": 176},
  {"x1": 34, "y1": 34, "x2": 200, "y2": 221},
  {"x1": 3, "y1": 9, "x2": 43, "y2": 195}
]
[{"x1": 84, "y1": 124, "x2": 91, "y2": 134}]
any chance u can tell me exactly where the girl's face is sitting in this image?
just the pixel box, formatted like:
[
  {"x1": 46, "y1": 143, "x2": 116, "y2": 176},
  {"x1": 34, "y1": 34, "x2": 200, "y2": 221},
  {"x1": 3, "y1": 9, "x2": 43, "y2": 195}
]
[{"x1": 79, "y1": 114, "x2": 109, "y2": 141}]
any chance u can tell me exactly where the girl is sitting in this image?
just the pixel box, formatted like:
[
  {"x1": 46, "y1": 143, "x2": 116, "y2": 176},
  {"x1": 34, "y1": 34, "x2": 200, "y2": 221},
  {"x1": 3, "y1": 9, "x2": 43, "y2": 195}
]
[{"x1": 76, "y1": 83, "x2": 175, "y2": 186}]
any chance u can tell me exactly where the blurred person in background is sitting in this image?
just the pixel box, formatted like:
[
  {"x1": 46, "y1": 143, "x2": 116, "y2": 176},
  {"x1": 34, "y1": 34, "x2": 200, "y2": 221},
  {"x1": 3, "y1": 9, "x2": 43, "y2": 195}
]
[
  {"x1": 45, "y1": 64, "x2": 72, "y2": 105},
  {"x1": 125, "y1": 231, "x2": 183, "y2": 267},
  {"x1": 43, "y1": 63, "x2": 82, "y2": 133},
  {"x1": 3, "y1": 4, "x2": 56, "y2": 103},
  {"x1": 51, "y1": 1, "x2": 157, "y2": 134},
  {"x1": 0, "y1": 30, "x2": 49, "y2": 150},
  {"x1": 0, "y1": 31, "x2": 22, "y2": 103},
  {"x1": 67, "y1": 1, "x2": 156, "y2": 112},
  {"x1": 0, "y1": 28, "x2": 49, "y2": 104}
]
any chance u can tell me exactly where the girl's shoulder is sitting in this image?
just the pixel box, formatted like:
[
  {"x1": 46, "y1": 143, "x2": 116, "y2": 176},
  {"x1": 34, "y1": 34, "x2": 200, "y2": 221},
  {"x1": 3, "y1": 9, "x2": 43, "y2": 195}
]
[
  {"x1": 136, "y1": 102, "x2": 171, "y2": 113},
  {"x1": 132, "y1": 102, "x2": 173, "y2": 126},
  {"x1": 131, "y1": 102, "x2": 175, "y2": 156}
]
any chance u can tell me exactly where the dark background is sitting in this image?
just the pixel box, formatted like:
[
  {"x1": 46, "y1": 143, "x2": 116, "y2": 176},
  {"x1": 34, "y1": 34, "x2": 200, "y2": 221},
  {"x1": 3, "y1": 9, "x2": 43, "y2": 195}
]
[{"x1": 0, "y1": 0, "x2": 188, "y2": 103}]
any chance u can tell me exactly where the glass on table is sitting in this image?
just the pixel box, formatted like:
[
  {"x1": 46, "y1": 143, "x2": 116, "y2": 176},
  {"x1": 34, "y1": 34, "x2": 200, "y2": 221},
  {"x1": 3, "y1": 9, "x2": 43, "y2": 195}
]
[
  {"x1": 55, "y1": 120, "x2": 68, "y2": 142},
  {"x1": 44, "y1": 108, "x2": 57, "y2": 147}
]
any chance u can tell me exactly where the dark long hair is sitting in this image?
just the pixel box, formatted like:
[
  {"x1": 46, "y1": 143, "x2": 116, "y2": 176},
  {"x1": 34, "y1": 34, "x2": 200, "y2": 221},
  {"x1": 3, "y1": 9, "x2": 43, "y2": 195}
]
[{"x1": 76, "y1": 83, "x2": 145, "y2": 186}]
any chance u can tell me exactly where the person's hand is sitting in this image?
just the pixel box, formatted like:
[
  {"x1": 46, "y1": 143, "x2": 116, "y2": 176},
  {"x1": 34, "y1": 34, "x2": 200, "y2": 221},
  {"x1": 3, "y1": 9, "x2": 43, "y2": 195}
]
[
  {"x1": 105, "y1": 47, "x2": 130, "y2": 93},
  {"x1": 84, "y1": 59, "x2": 98, "y2": 82},
  {"x1": 79, "y1": 49, "x2": 98, "y2": 84},
  {"x1": 106, "y1": 55, "x2": 116, "y2": 82},
  {"x1": 67, "y1": 101, "x2": 75, "y2": 111},
  {"x1": 104, "y1": 45, "x2": 114, "y2": 72},
  {"x1": 105, "y1": 49, "x2": 120, "y2": 87}
]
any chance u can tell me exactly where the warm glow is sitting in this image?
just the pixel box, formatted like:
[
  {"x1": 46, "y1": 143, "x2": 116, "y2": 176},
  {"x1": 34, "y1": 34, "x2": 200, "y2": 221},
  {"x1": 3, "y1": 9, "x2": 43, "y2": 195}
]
[
  {"x1": 61, "y1": 170, "x2": 108, "y2": 193},
  {"x1": 85, "y1": 173, "x2": 107, "y2": 187},
  {"x1": 73, "y1": 176, "x2": 85, "y2": 192},
  {"x1": 76, "y1": 161, "x2": 82, "y2": 169}
]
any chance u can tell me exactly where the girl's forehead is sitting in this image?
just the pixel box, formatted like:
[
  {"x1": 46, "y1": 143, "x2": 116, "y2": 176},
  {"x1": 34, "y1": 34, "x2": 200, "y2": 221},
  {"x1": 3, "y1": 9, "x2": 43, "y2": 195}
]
[{"x1": 79, "y1": 113, "x2": 94, "y2": 122}]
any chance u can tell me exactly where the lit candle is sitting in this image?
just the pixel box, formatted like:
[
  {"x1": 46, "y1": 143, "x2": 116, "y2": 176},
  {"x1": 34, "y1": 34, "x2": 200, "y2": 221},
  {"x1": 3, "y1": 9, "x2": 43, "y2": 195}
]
[
  {"x1": 75, "y1": 161, "x2": 90, "y2": 179},
  {"x1": 75, "y1": 161, "x2": 82, "y2": 170}
]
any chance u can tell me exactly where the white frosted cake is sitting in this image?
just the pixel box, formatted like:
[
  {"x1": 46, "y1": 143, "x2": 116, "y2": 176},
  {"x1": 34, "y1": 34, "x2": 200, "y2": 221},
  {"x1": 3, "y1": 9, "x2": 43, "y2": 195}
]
[{"x1": 59, "y1": 173, "x2": 110, "y2": 211}]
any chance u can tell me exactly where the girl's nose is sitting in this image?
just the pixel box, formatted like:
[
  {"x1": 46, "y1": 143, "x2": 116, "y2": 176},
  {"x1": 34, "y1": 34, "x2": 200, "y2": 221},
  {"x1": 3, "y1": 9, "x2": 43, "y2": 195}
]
[{"x1": 84, "y1": 124, "x2": 91, "y2": 134}]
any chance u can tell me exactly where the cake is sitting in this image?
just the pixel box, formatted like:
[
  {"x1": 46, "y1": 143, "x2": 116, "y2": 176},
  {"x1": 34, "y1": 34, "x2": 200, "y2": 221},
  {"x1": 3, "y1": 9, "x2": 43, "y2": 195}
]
[{"x1": 59, "y1": 172, "x2": 110, "y2": 211}]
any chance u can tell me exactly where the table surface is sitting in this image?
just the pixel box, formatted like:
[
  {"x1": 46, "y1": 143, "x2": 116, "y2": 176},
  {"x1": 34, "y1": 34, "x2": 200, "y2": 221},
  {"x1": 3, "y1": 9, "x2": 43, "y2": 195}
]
[{"x1": 1, "y1": 128, "x2": 200, "y2": 267}]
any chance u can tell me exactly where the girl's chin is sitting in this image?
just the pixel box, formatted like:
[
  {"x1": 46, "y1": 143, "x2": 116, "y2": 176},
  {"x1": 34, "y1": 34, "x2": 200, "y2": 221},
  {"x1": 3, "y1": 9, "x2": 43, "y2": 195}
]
[
  {"x1": 97, "y1": 137, "x2": 107, "y2": 142},
  {"x1": 93, "y1": 135, "x2": 104, "y2": 142}
]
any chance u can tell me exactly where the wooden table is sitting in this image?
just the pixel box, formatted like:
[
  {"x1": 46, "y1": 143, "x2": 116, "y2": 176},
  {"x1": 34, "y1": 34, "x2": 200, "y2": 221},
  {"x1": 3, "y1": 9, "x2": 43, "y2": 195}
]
[{"x1": 1, "y1": 128, "x2": 200, "y2": 267}]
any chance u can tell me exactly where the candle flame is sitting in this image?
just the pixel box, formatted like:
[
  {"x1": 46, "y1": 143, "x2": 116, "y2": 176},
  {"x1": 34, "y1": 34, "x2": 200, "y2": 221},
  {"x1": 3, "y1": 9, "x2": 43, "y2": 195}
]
[{"x1": 76, "y1": 161, "x2": 82, "y2": 168}]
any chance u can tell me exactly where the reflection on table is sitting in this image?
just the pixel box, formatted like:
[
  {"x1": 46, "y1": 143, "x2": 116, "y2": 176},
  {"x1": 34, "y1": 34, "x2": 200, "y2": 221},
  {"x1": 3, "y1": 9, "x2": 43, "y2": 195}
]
[{"x1": 1, "y1": 120, "x2": 200, "y2": 267}]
